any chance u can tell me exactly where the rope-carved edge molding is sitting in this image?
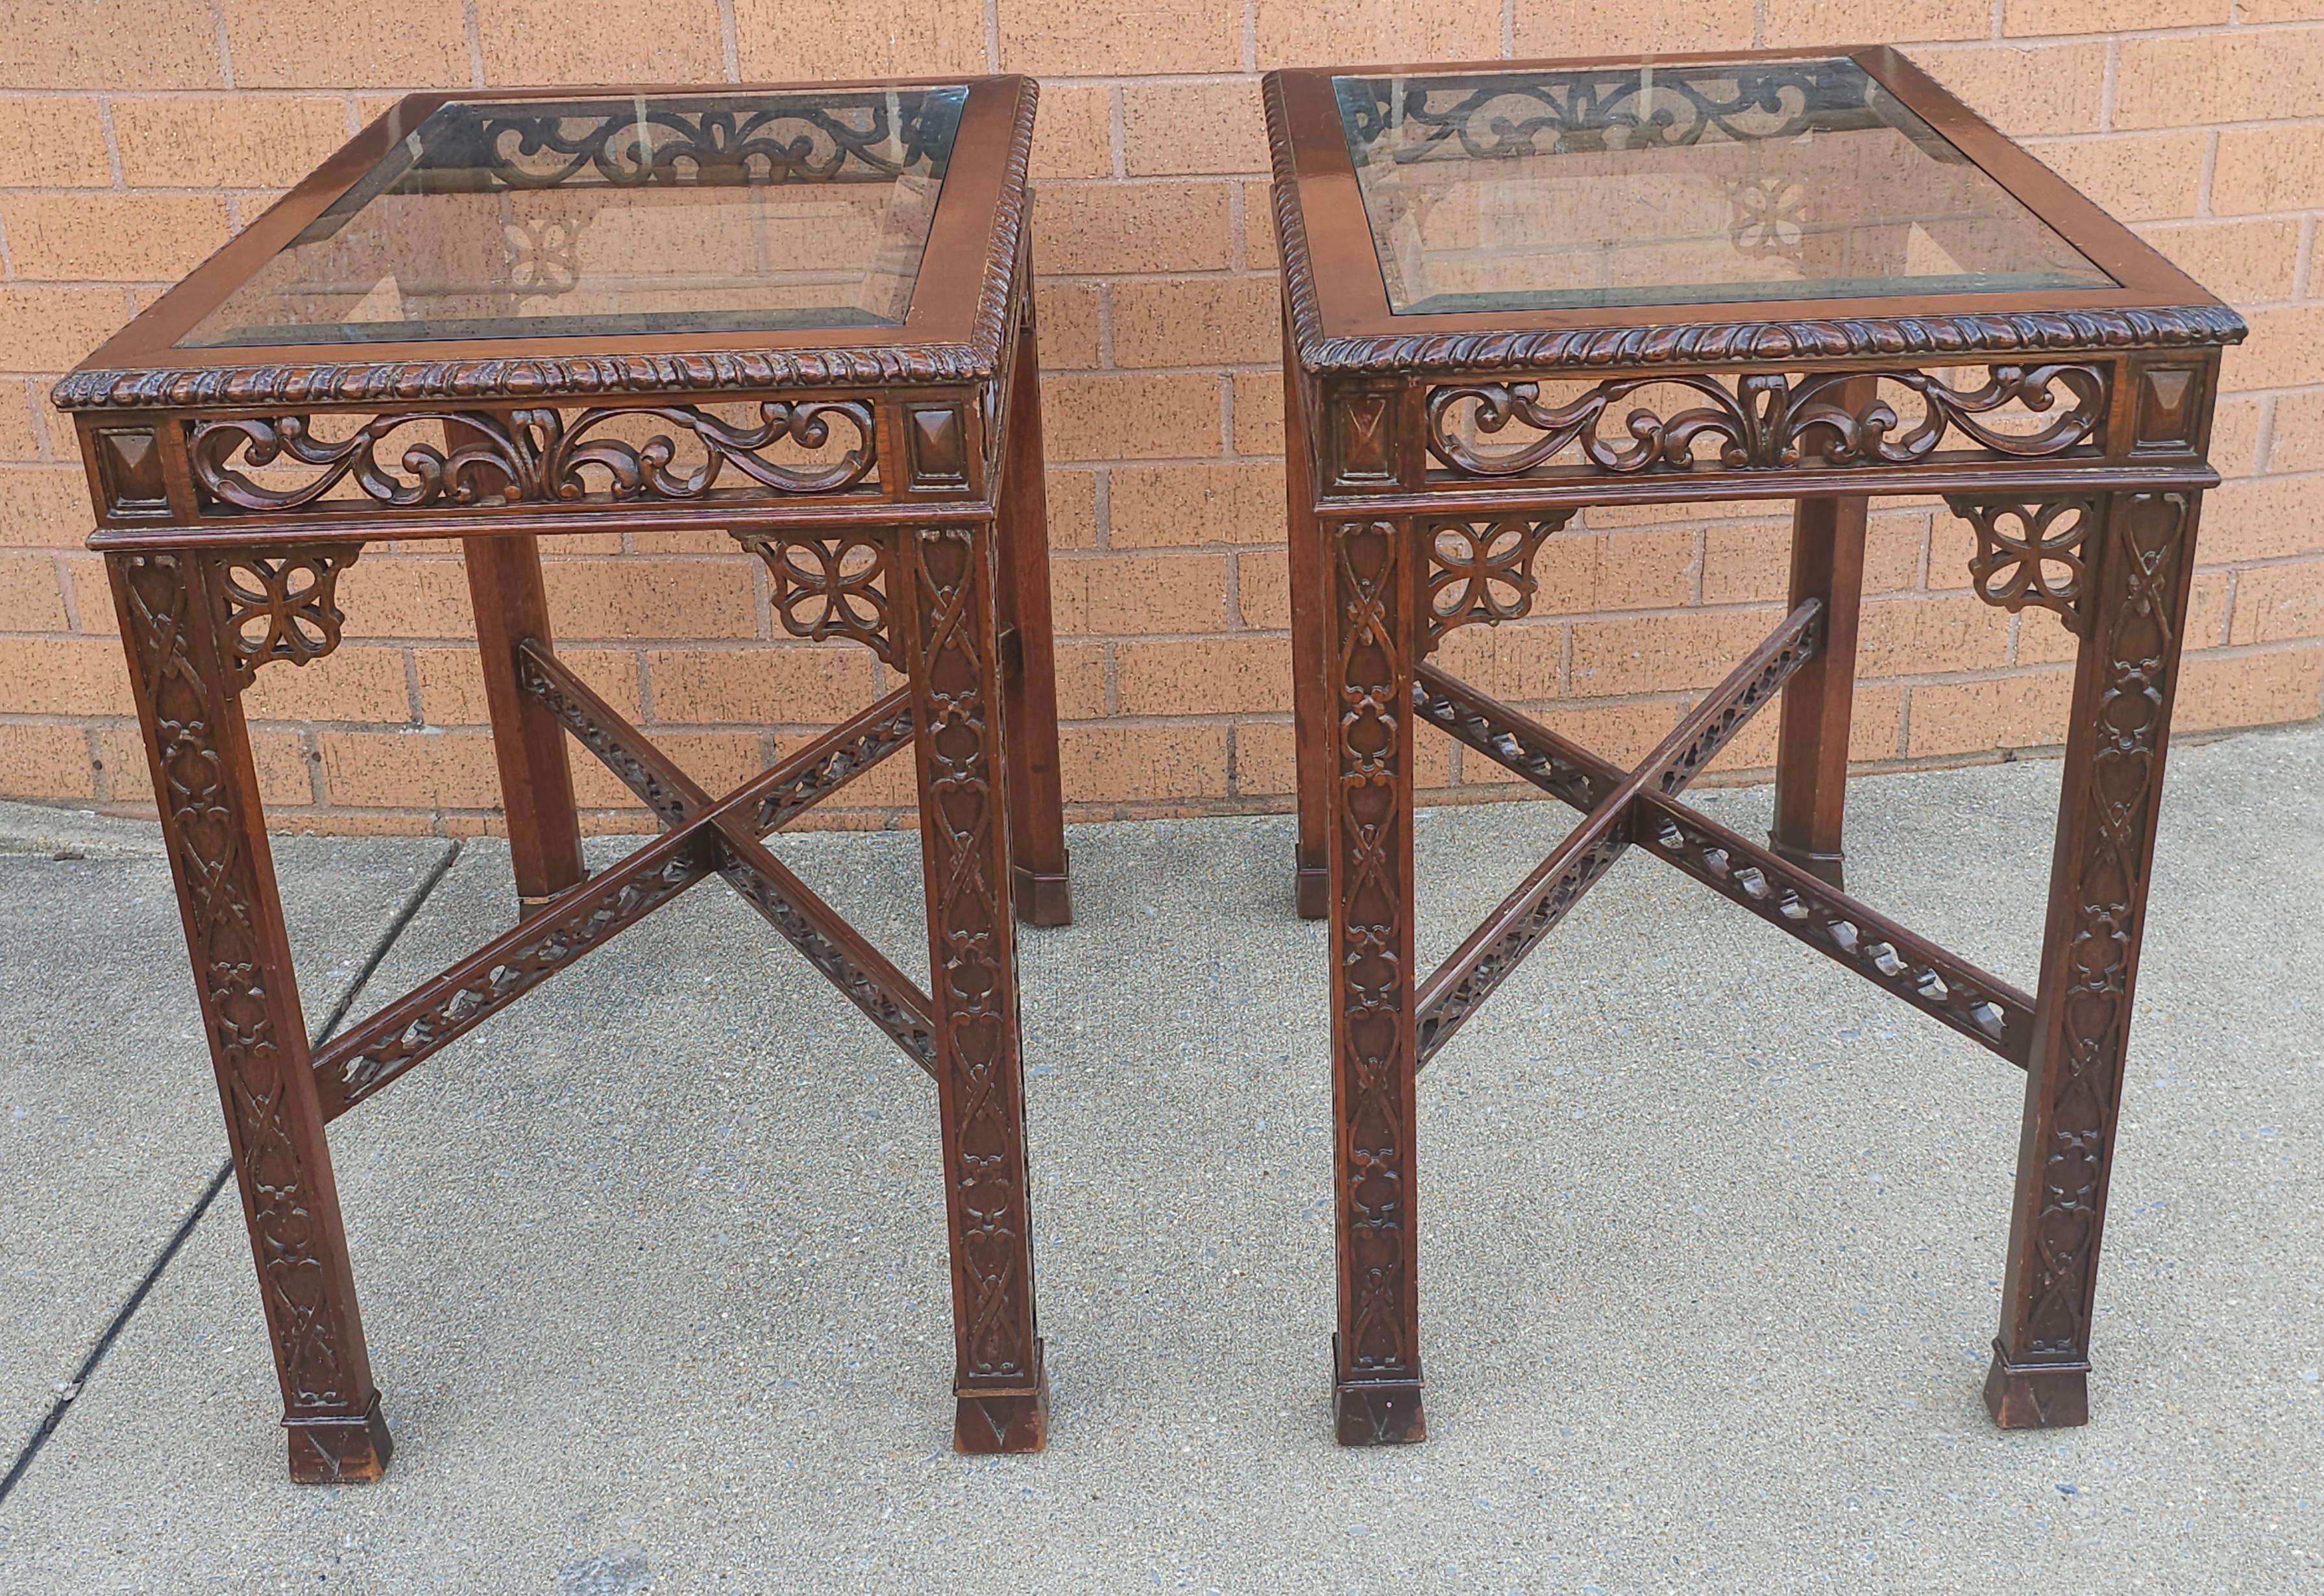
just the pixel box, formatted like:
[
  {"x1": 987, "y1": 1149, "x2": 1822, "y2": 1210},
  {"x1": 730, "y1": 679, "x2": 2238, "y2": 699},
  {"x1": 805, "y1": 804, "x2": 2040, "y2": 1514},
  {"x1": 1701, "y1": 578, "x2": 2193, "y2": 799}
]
[
  {"x1": 54, "y1": 86, "x2": 1039, "y2": 412},
  {"x1": 1301, "y1": 306, "x2": 2249, "y2": 376},
  {"x1": 1259, "y1": 80, "x2": 2247, "y2": 378}
]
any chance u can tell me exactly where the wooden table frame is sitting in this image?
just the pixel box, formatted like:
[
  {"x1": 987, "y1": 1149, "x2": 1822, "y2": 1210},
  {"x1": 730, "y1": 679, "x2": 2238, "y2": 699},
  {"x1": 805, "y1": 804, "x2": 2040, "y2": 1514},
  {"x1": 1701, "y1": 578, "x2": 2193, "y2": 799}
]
[
  {"x1": 1264, "y1": 47, "x2": 2245, "y2": 1445},
  {"x1": 57, "y1": 76, "x2": 1067, "y2": 1480}
]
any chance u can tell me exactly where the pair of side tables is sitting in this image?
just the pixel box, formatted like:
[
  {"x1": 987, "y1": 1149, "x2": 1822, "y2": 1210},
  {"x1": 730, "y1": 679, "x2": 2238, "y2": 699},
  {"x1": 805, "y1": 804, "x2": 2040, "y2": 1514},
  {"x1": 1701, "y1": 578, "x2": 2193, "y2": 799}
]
[{"x1": 55, "y1": 53, "x2": 2243, "y2": 1480}]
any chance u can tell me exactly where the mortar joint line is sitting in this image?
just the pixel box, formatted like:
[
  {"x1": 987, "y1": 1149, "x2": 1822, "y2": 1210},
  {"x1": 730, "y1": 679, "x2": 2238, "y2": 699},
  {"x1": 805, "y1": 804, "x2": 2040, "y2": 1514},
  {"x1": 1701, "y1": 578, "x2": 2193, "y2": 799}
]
[{"x1": 716, "y1": 0, "x2": 741, "y2": 82}]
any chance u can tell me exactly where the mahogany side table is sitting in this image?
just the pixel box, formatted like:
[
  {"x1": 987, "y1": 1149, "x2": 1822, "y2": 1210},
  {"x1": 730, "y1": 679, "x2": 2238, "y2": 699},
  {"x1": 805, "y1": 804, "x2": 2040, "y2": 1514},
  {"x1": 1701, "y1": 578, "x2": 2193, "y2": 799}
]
[
  {"x1": 1264, "y1": 48, "x2": 2244, "y2": 1445},
  {"x1": 56, "y1": 76, "x2": 1068, "y2": 1479}
]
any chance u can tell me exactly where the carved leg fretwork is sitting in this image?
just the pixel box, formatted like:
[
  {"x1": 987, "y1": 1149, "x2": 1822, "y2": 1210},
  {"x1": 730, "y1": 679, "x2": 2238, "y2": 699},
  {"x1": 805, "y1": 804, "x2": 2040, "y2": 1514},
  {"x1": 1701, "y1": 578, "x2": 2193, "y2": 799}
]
[
  {"x1": 110, "y1": 548, "x2": 389, "y2": 1484},
  {"x1": 905, "y1": 524, "x2": 1047, "y2": 1453},
  {"x1": 1325, "y1": 519, "x2": 1425, "y2": 1443},
  {"x1": 1986, "y1": 490, "x2": 2201, "y2": 1428}
]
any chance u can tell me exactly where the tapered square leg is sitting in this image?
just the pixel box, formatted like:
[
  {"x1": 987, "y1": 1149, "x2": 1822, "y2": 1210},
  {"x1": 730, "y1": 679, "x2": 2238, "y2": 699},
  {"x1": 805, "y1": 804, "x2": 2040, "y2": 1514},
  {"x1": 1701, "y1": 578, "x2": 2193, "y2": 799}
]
[
  {"x1": 1283, "y1": 308, "x2": 1332, "y2": 921},
  {"x1": 903, "y1": 523, "x2": 1048, "y2": 1455},
  {"x1": 1323, "y1": 520, "x2": 1426, "y2": 1445},
  {"x1": 465, "y1": 530, "x2": 584, "y2": 911},
  {"x1": 1984, "y1": 491, "x2": 2201, "y2": 1429},
  {"x1": 1770, "y1": 481, "x2": 1870, "y2": 890},
  {"x1": 995, "y1": 302, "x2": 1071, "y2": 928},
  {"x1": 110, "y1": 548, "x2": 389, "y2": 1484}
]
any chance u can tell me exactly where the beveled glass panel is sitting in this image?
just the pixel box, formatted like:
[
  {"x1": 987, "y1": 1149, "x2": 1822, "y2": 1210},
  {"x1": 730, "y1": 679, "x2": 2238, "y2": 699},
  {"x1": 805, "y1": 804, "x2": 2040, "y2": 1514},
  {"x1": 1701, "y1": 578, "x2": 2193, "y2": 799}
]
[
  {"x1": 180, "y1": 87, "x2": 969, "y2": 347},
  {"x1": 1334, "y1": 60, "x2": 2114, "y2": 315}
]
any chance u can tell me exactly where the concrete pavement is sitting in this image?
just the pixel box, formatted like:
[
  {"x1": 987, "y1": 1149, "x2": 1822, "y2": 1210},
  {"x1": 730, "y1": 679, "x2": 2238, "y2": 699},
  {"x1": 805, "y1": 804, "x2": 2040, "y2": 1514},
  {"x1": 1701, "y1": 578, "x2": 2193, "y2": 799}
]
[
  {"x1": 0, "y1": 725, "x2": 2318, "y2": 1591},
  {"x1": 0, "y1": 816, "x2": 453, "y2": 1476}
]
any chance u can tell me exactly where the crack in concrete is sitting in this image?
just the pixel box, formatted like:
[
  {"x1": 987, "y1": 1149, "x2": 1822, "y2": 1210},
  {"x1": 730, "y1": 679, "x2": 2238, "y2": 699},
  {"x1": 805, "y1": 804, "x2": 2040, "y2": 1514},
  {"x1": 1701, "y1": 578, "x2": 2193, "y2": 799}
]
[{"x1": 0, "y1": 837, "x2": 465, "y2": 1505}]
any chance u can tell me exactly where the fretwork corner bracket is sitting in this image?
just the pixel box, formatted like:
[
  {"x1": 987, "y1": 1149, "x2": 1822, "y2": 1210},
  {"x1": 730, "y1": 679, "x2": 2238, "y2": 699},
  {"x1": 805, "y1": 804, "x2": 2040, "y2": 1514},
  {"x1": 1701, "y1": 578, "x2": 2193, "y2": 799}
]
[
  {"x1": 733, "y1": 529, "x2": 897, "y2": 662},
  {"x1": 1423, "y1": 511, "x2": 1580, "y2": 647},
  {"x1": 213, "y1": 545, "x2": 364, "y2": 685},
  {"x1": 1946, "y1": 495, "x2": 2101, "y2": 637}
]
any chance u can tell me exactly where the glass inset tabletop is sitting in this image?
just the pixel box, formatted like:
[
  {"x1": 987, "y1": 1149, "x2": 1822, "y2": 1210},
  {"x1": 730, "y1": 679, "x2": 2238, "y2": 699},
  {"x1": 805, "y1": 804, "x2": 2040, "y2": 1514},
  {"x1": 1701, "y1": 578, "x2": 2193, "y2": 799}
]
[
  {"x1": 1333, "y1": 58, "x2": 2114, "y2": 315},
  {"x1": 180, "y1": 86, "x2": 970, "y2": 347}
]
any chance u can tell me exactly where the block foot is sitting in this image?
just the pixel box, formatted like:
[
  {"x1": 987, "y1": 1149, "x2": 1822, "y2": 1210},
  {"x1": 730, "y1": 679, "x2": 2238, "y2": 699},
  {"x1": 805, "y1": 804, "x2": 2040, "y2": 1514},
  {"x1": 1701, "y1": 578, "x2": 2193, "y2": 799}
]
[
  {"x1": 1333, "y1": 1338, "x2": 1425, "y2": 1445},
  {"x1": 955, "y1": 1342, "x2": 1049, "y2": 1455},
  {"x1": 1012, "y1": 860, "x2": 1073, "y2": 927},
  {"x1": 1295, "y1": 853, "x2": 1330, "y2": 922},
  {"x1": 1768, "y1": 834, "x2": 1846, "y2": 890},
  {"x1": 284, "y1": 1392, "x2": 392, "y2": 1484},
  {"x1": 1983, "y1": 1342, "x2": 2090, "y2": 1429}
]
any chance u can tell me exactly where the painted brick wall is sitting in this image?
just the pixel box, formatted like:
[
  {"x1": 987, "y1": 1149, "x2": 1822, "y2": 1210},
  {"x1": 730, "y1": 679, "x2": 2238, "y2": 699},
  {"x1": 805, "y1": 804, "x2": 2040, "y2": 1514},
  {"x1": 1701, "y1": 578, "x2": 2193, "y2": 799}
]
[{"x1": 1, "y1": 1, "x2": 2319, "y2": 836}]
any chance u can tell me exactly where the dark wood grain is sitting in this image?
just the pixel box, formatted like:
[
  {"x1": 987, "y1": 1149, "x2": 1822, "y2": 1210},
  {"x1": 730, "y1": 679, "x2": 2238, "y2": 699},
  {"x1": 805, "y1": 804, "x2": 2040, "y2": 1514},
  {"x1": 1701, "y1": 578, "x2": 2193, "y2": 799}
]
[
  {"x1": 1285, "y1": 303, "x2": 1333, "y2": 920},
  {"x1": 905, "y1": 522, "x2": 1048, "y2": 1454},
  {"x1": 1772, "y1": 376, "x2": 1874, "y2": 889},
  {"x1": 110, "y1": 549, "x2": 387, "y2": 1483},
  {"x1": 66, "y1": 74, "x2": 1068, "y2": 1479},
  {"x1": 1269, "y1": 49, "x2": 2233, "y2": 1441},
  {"x1": 996, "y1": 290, "x2": 1072, "y2": 927},
  {"x1": 1987, "y1": 490, "x2": 2199, "y2": 1429},
  {"x1": 1324, "y1": 518, "x2": 1425, "y2": 1445},
  {"x1": 463, "y1": 530, "x2": 583, "y2": 907}
]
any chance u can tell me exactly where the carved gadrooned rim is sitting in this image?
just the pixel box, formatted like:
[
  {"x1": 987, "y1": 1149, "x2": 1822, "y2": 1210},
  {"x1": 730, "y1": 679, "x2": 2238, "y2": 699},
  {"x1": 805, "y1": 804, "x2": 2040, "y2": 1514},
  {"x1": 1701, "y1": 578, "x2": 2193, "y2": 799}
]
[
  {"x1": 54, "y1": 80, "x2": 1040, "y2": 413},
  {"x1": 1258, "y1": 76, "x2": 2247, "y2": 379}
]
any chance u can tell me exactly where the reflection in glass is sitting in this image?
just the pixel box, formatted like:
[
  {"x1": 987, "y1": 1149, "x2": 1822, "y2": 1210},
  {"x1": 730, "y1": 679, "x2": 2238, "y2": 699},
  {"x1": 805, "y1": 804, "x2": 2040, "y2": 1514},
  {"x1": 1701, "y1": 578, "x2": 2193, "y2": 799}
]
[
  {"x1": 1333, "y1": 60, "x2": 2113, "y2": 315},
  {"x1": 180, "y1": 87, "x2": 968, "y2": 347}
]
